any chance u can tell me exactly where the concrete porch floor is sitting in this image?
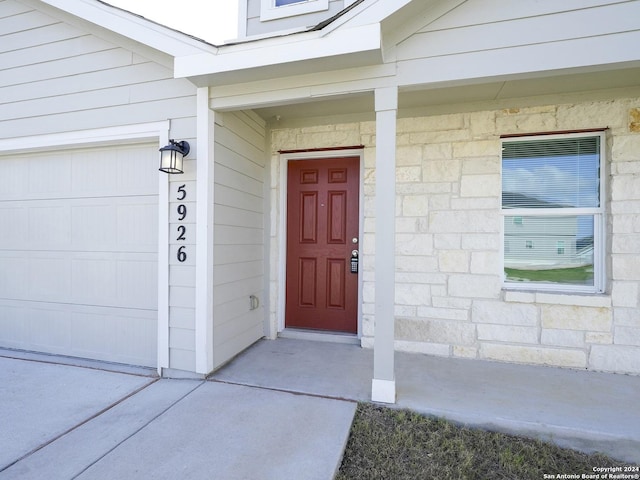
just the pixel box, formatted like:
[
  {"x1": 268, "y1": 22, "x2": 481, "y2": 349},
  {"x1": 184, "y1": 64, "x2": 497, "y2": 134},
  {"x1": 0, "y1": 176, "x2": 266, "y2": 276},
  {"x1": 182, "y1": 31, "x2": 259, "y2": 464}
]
[{"x1": 211, "y1": 338, "x2": 640, "y2": 463}]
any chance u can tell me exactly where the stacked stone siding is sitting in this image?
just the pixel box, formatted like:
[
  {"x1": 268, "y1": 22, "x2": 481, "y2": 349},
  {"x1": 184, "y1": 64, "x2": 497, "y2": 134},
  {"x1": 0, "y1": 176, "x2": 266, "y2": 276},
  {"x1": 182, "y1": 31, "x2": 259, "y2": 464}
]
[{"x1": 269, "y1": 95, "x2": 640, "y2": 375}]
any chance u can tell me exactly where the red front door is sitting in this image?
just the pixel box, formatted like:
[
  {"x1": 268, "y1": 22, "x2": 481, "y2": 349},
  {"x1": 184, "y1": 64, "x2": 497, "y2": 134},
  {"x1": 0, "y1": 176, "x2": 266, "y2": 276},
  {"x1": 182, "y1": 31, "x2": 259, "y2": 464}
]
[{"x1": 285, "y1": 157, "x2": 360, "y2": 333}]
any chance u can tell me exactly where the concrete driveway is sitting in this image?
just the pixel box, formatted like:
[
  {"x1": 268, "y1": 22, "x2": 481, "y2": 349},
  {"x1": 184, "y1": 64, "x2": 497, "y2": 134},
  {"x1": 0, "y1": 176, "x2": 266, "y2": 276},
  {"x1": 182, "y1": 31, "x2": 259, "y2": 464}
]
[{"x1": 0, "y1": 352, "x2": 356, "y2": 480}]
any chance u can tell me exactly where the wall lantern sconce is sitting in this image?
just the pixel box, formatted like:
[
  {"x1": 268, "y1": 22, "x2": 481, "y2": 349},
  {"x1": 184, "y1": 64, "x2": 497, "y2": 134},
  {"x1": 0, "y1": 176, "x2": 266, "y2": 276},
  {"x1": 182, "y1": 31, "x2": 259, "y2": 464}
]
[{"x1": 159, "y1": 140, "x2": 190, "y2": 174}]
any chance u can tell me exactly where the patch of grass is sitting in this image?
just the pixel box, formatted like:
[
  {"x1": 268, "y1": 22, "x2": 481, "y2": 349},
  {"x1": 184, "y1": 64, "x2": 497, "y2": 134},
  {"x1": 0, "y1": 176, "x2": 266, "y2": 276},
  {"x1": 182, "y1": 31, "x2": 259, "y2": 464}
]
[
  {"x1": 505, "y1": 265, "x2": 593, "y2": 283},
  {"x1": 336, "y1": 403, "x2": 625, "y2": 480}
]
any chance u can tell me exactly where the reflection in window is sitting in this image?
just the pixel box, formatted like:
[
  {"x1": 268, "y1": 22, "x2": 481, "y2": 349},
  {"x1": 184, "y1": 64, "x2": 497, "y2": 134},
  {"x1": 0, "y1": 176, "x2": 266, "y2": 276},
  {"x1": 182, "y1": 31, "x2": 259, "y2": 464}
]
[
  {"x1": 504, "y1": 215, "x2": 593, "y2": 286},
  {"x1": 557, "y1": 240, "x2": 565, "y2": 255}
]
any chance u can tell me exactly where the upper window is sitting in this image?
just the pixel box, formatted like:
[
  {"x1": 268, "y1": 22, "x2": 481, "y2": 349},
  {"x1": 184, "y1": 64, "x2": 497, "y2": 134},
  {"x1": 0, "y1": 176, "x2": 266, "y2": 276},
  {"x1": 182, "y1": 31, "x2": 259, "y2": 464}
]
[
  {"x1": 501, "y1": 132, "x2": 606, "y2": 293},
  {"x1": 276, "y1": 0, "x2": 307, "y2": 5},
  {"x1": 261, "y1": 0, "x2": 329, "y2": 21}
]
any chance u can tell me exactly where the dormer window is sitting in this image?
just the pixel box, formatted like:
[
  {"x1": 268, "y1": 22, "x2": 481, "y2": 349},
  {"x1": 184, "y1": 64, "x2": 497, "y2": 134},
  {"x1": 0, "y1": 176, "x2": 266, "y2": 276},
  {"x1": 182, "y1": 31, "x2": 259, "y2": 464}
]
[{"x1": 261, "y1": 0, "x2": 329, "y2": 21}]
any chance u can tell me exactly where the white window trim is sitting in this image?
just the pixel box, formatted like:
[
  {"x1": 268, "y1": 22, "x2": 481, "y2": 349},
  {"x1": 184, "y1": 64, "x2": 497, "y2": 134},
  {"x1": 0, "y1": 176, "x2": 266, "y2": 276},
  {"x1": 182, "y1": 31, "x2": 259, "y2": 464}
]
[
  {"x1": 260, "y1": 0, "x2": 329, "y2": 22},
  {"x1": 500, "y1": 131, "x2": 606, "y2": 295}
]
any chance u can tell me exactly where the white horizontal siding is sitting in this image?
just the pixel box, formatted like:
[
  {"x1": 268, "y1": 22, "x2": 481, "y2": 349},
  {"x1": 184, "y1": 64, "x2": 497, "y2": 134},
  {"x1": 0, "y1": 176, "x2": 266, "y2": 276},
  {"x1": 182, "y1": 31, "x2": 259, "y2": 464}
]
[
  {"x1": 212, "y1": 321, "x2": 263, "y2": 368},
  {"x1": 213, "y1": 261, "x2": 264, "y2": 286},
  {"x1": 418, "y1": 0, "x2": 625, "y2": 32},
  {"x1": 5, "y1": 60, "x2": 168, "y2": 101},
  {"x1": 0, "y1": 48, "x2": 132, "y2": 89},
  {"x1": 393, "y1": 0, "x2": 640, "y2": 89},
  {"x1": 214, "y1": 184, "x2": 265, "y2": 212},
  {"x1": 0, "y1": 4, "x2": 57, "y2": 35},
  {"x1": 212, "y1": 111, "x2": 266, "y2": 369},
  {"x1": 214, "y1": 244, "x2": 264, "y2": 265},
  {"x1": 0, "y1": 20, "x2": 82, "y2": 52},
  {"x1": 2, "y1": 97, "x2": 197, "y2": 140},
  {"x1": 398, "y1": 1, "x2": 640, "y2": 62},
  {"x1": 1, "y1": 34, "x2": 113, "y2": 69},
  {"x1": 169, "y1": 306, "x2": 195, "y2": 329},
  {"x1": 215, "y1": 204, "x2": 263, "y2": 227},
  {"x1": 0, "y1": 0, "x2": 197, "y2": 140}
]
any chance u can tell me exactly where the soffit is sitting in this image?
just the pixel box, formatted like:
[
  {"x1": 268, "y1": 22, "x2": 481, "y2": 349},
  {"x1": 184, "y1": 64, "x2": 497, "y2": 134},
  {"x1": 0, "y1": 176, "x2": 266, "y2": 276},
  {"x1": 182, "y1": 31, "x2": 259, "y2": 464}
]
[{"x1": 254, "y1": 66, "x2": 640, "y2": 122}]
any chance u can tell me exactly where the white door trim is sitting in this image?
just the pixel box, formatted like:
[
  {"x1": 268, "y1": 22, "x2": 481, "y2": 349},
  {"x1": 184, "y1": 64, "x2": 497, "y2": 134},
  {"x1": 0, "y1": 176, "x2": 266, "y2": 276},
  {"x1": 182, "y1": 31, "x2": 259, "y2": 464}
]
[{"x1": 277, "y1": 148, "x2": 365, "y2": 339}]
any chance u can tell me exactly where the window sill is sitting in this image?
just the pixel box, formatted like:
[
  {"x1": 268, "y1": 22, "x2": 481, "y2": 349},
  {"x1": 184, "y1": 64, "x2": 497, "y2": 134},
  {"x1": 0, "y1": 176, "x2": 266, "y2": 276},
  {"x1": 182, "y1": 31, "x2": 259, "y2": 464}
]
[{"x1": 503, "y1": 290, "x2": 611, "y2": 308}]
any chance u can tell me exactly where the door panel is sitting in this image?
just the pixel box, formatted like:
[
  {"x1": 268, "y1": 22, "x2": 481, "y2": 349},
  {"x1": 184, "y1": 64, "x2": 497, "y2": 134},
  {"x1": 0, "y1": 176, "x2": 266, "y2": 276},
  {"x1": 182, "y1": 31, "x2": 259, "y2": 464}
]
[{"x1": 285, "y1": 157, "x2": 359, "y2": 333}]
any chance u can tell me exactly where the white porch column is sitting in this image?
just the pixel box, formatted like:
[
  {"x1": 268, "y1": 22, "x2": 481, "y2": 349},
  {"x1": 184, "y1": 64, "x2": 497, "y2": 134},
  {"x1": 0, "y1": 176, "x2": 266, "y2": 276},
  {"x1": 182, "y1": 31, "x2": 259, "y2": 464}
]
[
  {"x1": 371, "y1": 86, "x2": 398, "y2": 404},
  {"x1": 195, "y1": 86, "x2": 215, "y2": 374}
]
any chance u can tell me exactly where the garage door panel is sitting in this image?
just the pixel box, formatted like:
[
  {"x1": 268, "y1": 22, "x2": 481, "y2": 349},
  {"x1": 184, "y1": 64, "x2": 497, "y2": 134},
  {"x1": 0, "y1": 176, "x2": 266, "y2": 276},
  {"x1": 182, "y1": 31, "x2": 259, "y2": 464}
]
[
  {"x1": 0, "y1": 305, "x2": 27, "y2": 346},
  {"x1": 117, "y1": 202, "x2": 158, "y2": 250},
  {"x1": 72, "y1": 258, "x2": 118, "y2": 305},
  {"x1": 28, "y1": 153, "x2": 71, "y2": 197},
  {"x1": 71, "y1": 145, "x2": 158, "y2": 197},
  {"x1": 1, "y1": 252, "x2": 157, "y2": 309},
  {"x1": 2, "y1": 197, "x2": 156, "y2": 252},
  {"x1": 28, "y1": 306, "x2": 71, "y2": 349},
  {"x1": 0, "y1": 300, "x2": 156, "y2": 366},
  {"x1": 28, "y1": 256, "x2": 71, "y2": 302},
  {"x1": 70, "y1": 256, "x2": 157, "y2": 309},
  {"x1": 117, "y1": 259, "x2": 158, "y2": 310},
  {"x1": 0, "y1": 256, "x2": 28, "y2": 298},
  {"x1": 0, "y1": 146, "x2": 158, "y2": 201},
  {"x1": 0, "y1": 159, "x2": 28, "y2": 198},
  {"x1": 73, "y1": 204, "x2": 118, "y2": 249},
  {"x1": 115, "y1": 146, "x2": 158, "y2": 194},
  {"x1": 0, "y1": 206, "x2": 27, "y2": 246},
  {"x1": 29, "y1": 205, "x2": 71, "y2": 247},
  {"x1": 0, "y1": 143, "x2": 159, "y2": 367},
  {"x1": 71, "y1": 149, "x2": 119, "y2": 195},
  {"x1": 69, "y1": 310, "x2": 156, "y2": 366}
]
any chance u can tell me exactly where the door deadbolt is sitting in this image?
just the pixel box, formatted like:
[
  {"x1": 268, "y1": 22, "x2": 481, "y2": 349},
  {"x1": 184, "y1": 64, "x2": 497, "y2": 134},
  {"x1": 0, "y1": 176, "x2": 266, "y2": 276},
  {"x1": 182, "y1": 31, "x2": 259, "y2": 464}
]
[{"x1": 350, "y1": 250, "x2": 359, "y2": 274}]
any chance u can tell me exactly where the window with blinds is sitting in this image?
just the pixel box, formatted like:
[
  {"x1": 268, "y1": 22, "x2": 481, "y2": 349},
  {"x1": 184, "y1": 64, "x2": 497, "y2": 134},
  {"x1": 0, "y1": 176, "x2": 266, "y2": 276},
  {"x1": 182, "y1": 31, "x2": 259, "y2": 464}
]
[{"x1": 501, "y1": 132, "x2": 605, "y2": 293}]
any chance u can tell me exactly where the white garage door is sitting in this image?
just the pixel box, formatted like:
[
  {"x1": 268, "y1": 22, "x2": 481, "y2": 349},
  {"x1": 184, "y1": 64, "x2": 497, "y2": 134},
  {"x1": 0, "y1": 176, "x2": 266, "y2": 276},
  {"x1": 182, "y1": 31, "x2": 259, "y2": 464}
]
[{"x1": 0, "y1": 144, "x2": 159, "y2": 367}]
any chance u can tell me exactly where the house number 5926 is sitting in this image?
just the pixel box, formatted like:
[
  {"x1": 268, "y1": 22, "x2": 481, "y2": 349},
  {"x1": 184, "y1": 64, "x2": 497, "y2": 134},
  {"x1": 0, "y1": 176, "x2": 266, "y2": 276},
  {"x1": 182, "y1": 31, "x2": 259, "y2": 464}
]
[{"x1": 176, "y1": 184, "x2": 187, "y2": 262}]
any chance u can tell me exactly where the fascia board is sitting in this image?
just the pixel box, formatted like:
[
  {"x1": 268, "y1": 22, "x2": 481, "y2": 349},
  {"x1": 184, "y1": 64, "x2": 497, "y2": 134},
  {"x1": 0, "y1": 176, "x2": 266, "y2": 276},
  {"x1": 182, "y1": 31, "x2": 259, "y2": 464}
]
[
  {"x1": 37, "y1": 0, "x2": 215, "y2": 57},
  {"x1": 175, "y1": 23, "x2": 382, "y2": 82}
]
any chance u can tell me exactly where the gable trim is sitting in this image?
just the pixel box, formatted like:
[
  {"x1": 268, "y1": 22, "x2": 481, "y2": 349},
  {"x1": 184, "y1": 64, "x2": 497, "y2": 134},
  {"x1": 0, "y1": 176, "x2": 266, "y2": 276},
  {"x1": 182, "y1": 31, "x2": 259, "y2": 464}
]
[{"x1": 32, "y1": 0, "x2": 215, "y2": 57}]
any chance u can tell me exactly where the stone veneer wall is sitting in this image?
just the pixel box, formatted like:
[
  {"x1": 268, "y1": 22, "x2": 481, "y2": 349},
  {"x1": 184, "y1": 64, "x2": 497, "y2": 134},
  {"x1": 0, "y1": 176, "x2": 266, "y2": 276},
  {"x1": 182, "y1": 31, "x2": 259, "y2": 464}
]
[{"x1": 269, "y1": 97, "x2": 640, "y2": 375}]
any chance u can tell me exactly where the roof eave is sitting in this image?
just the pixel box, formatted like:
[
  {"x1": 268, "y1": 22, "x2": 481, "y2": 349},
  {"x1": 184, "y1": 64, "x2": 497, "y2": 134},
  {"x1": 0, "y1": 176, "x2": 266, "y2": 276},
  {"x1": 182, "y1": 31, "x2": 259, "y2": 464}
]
[
  {"x1": 175, "y1": 23, "x2": 383, "y2": 87},
  {"x1": 37, "y1": 0, "x2": 217, "y2": 57}
]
